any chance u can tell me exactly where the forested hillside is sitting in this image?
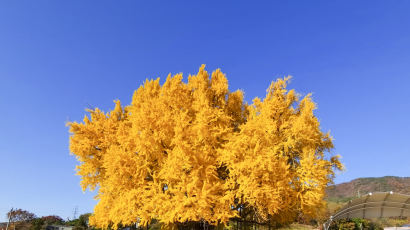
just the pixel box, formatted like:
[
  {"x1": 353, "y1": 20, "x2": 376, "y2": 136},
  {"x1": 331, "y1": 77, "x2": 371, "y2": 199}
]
[{"x1": 326, "y1": 176, "x2": 410, "y2": 202}]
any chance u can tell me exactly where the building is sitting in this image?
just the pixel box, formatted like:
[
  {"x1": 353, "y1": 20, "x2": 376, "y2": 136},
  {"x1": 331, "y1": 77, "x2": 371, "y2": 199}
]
[{"x1": 46, "y1": 225, "x2": 73, "y2": 230}]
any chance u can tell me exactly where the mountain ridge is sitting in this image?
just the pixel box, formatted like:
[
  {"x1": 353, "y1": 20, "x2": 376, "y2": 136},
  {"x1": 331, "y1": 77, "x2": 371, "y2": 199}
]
[{"x1": 326, "y1": 176, "x2": 410, "y2": 202}]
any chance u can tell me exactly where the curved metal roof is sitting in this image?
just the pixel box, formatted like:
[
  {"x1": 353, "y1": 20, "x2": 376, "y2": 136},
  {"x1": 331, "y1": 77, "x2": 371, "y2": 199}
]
[
  {"x1": 332, "y1": 192, "x2": 410, "y2": 220},
  {"x1": 324, "y1": 192, "x2": 410, "y2": 230}
]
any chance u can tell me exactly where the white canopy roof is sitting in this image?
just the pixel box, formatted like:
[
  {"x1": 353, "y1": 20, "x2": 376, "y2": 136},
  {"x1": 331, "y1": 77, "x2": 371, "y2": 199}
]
[
  {"x1": 324, "y1": 192, "x2": 410, "y2": 230},
  {"x1": 332, "y1": 192, "x2": 410, "y2": 220}
]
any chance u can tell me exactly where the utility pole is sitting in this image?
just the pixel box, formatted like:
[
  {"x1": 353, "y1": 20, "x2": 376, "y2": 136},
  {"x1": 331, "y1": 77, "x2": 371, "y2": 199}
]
[{"x1": 73, "y1": 206, "x2": 79, "y2": 220}]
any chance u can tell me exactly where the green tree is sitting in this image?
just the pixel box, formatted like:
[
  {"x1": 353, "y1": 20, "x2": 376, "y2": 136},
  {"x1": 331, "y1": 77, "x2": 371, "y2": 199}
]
[
  {"x1": 66, "y1": 213, "x2": 91, "y2": 230},
  {"x1": 30, "y1": 218, "x2": 44, "y2": 230}
]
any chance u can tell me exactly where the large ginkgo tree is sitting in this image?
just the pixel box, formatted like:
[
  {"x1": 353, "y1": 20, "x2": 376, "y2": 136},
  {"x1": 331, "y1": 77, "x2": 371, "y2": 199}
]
[{"x1": 68, "y1": 65, "x2": 343, "y2": 229}]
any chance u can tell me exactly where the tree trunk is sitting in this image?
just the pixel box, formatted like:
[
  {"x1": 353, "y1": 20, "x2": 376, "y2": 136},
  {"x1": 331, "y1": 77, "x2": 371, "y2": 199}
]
[{"x1": 5, "y1": 208, "x2": 12, "y2": 230}]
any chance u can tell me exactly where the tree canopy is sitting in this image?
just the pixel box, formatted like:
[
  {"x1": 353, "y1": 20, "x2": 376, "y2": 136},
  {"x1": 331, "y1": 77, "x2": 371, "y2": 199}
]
[
  {"x1": 7, "y1": 208, "x2": 36, "y2": 223},
  {"x1": 68, "y1": 65, "x2": 343, "y2": 229},
  {"x1": 6, "y1": 208, "x2": 36, "y2": 230}
]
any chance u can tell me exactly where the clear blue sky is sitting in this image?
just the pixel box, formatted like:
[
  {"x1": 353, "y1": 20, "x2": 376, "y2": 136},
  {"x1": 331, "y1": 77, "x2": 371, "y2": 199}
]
[{"x1": 1, "y1": 0, "x2": 409, "y2": 222}]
